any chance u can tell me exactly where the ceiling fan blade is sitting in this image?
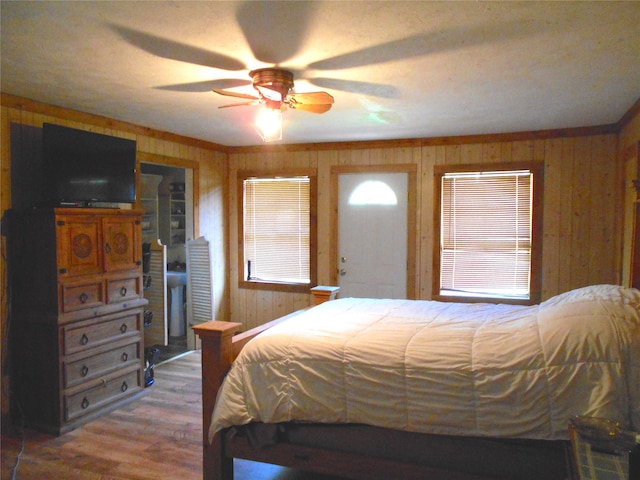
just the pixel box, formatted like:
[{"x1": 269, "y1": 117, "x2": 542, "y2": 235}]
[
  {"x1": 236, "y1": 1, "x2": 314, "y2": 64},
  {"x1": 288, "y1": 92, "x2": 335, "y2": 105},
  {"x1": 288, "y1": 102, "x2": 333, "y2": 114},
  {"x1": 308, "y1": 23, "x2": 544, "y2": 71},
  {"x1": 307, "y1": 32, "x2": 435, "y2": 70},
  {"x1": 212, "y1": 88, "x2": 260, "y2": 101},
  {"x1": 308, "y1": 78, "x2": 400, "y2": 99},
  {"x1": 156, "y1": 79, "x2": 251, "y2": 93},
  {"x1": 111, "y1": 24, "x2": 246, "y2": 71},
  {"x1": 218, "y1": 101, "x2": 261, "y2": 109}
]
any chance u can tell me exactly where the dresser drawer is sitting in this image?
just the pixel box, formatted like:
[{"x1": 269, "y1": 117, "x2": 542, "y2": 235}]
[
  {"x1": 64, "y1": 369, "x2": 142, "y2": 421},
  {"x1": 63, "y1": 310, "x2": 142, "y2": 356},
  {"x1": 60, "y1": 280, "x2": 104, "y2": 313},
  {"x1": 64, "y1": 342, "x2": 140, "y2": 388},
  {"x1": 106, "y1": 275, "x2": 140, "y2": 304}
]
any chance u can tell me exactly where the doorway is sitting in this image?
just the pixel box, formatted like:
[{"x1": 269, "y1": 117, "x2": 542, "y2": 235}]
[
  {"x1": 334, "y1": 166, "x2": 417, "y2": 299},
  {"x1": 140, "y1": 162, "x2": 194, "y2": 362}
]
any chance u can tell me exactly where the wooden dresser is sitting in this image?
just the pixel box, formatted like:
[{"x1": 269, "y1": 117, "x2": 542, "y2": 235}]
[{"x1": 11, "y1": 208, "x2": 148, "y2": 435}]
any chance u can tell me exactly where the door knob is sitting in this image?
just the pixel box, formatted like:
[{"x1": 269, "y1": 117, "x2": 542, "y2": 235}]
[{"x1": 339, "y1": 269, "x2": 347, "y2": 276}]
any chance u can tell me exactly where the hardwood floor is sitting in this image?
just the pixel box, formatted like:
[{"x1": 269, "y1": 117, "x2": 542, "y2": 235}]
[
  {"x1": 1, "y1": 351, "x2": 344, "y2": 480},
  {"x1": 155, "y1": 334, "x2": 189, "y2": 364}
]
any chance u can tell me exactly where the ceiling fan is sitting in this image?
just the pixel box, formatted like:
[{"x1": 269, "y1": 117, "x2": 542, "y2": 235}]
[
  {"x1": 212, "y1": 68, "x2": 335, "y2": 114},
  {"x1": 112, "y1": 1, "x2": 524, "y2": 143}
]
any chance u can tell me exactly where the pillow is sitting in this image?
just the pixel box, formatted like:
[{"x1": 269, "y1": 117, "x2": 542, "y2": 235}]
[{"x1": 540, "y1": 284, "x2": 640, "y2": 310}]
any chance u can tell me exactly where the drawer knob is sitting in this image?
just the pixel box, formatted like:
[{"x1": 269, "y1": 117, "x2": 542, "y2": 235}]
[
  {"x1": 121, "y1": 381, "x2": 128, "y2": 393},
  {"x1": 81, "y1": 397, "x2": 90, "y2": 410},
  {"x1": 120, "y1": 324, "x2": 128, "y2": 334},
  {"x1": 121, "y1": 352, "x2": 128, "y2": 362},
  {"x1": 80, "y1": 334, "x2": 89, "y2": 345},
  {"x1": 120, "y1": 286, "x2": 127, "y2": 297},
  {"x1": 79, "y1": 292, "x2": 89, "y2": 304},
  {"x1": 80, "y1": 365, "x2": 89, "y2": 377}
]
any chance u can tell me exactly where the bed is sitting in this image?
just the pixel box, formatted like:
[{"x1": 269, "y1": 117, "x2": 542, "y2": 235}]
[{"x1": 193, "y1": 284, "x2": 640, "y2": 480}]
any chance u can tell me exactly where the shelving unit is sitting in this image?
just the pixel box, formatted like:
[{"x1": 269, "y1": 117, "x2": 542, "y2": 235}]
[
  {"x1": 140, "y1": 174, "x2": 163, "y2": 244},
  {"x1": 140, "y1": 198, "x2": 157, "y2": 243},
  {"x1": 169, "y1": 184, "x2": 186, "y2": 246}
]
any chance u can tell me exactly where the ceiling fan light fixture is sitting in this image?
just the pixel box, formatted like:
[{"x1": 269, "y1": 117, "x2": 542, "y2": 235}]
[
  {"x1": 213, "y1": 68, "x2": 333, "y2": 141},
  {"x1": 256, "y1": 106, "x2": 282, "y2": 142}
]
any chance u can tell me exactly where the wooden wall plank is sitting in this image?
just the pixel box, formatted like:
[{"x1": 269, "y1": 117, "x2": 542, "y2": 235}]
[
  {"x1": 500, "y1": 142, "x2": 513, "y2": 162},
  {"x1": 592, "y1": 134, "x2": 621, "y2": 284},
  {"x1": 512, "y1": 140, "x2": 533, "y2": 161},
  {"x1": 444, "y1": 144, "x2": 461, "y2": 164},
  {"x1": 460, "y1": 143, "x2": 483, "y2": 164},
  {"x1": 317, "y1": 150, "x2": 337, "y2": 285},
  {"x1": 541, "y1": 138, "x2": 562, "y2": 298},
  {"x1": 558, "y1": 138, "x2": 576, "y2": 293},
  {"x1": 419, "y1": 146, "x2": 438, "y2": 297},
  {"x1": 570, "y1": 137, "x2": 592, "y2": 287}
]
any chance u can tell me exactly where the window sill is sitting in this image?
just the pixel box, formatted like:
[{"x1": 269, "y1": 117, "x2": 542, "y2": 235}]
[
  {"x1": 239, "y1": 280, "x2": 313, "y2": 294},
  {"x1": 432, "y1": 294, "x2": 533, "y2": 306}
]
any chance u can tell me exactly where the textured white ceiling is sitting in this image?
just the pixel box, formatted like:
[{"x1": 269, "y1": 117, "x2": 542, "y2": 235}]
[{"x1": 2, "y1": 1, "x2": 639, "y2": 146}]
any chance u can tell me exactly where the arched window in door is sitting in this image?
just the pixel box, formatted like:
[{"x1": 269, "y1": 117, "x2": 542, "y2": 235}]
[{"x1": 348, "y1": 180, "x2": 398, "y2": 206}]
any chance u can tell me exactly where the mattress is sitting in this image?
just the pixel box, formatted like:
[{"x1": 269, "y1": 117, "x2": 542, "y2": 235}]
[{"x1": 210, "y1": 285, "x2": 640, "y2": 443}]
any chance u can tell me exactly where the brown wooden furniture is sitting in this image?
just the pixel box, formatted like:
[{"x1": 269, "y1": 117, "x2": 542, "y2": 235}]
[
  {"x1": 309, "y1": 285, "x2": 341, "y2": 305},
  {"x1": 11, "y1": 208, "x2": 148, "y2": 435},
  {"x1": 193, "y1": 288, "x2": 572, "y2": 480}
]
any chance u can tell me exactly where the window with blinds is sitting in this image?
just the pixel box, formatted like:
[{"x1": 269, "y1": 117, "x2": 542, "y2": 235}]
[
  {"x1": 243, "y1": 175, "x2": 311, "y2": 285},
  {"x1": 437, "y1": 166, "x2": 540, "y2": 301}
]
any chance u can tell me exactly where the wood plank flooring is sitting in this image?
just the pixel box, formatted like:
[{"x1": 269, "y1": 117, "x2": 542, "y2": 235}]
[{"x1": 1, "y1": 351, "x2": 344, "y2": 480}]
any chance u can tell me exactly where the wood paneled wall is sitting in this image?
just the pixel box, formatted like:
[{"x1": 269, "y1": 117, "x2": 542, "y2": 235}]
[
  {"x1": 619, "y1": 100, "x2": 640, "y2": 286},
  {"x1": 228, "y1": 133, "x2": 623, "y2": 330},
  {"x1": 1, "y1": 93, "x2": 638, "y2": 410}
]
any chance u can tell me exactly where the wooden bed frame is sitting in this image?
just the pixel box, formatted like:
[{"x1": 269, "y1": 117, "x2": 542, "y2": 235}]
[{"x1": 193, "y1": 287, "x2": 574, "y2": 480}]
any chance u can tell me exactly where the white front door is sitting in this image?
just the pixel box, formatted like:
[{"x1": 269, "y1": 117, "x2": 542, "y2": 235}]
[{"x1": 338, "y1": 172, "x2": 408, "y2": 298}]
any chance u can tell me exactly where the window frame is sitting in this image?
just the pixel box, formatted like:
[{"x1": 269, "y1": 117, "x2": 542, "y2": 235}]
[
  {"x1": 432, "y1": 161, "x2": 544, "y2": 305},
  {"x1": 237, "y1": 169, "x2": 317, "y2": 293}
]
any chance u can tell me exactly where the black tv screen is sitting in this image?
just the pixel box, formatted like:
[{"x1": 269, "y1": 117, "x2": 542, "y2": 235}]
[{"x1": 43, "y1": 123, "x2": 137, "y2": 206}]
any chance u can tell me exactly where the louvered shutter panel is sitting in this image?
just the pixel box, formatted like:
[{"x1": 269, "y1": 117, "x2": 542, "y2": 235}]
[
  {"x1": 142, "y1": 241, "x2": 167, "y2": 347},
  {"x1": 186, "y1": 237, "x2": 213, "y2": 327}
]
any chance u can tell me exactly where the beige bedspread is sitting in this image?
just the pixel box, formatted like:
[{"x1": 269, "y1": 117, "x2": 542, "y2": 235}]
[{"x1": 210, "y1": 285, "x2": 640, "y2": 442}]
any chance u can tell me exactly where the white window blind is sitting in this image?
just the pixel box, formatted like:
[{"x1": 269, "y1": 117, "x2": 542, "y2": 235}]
[
  {"x1": 440, "y1": 169, "x2": 533, "y2": 299},
  {"x1": 244, "y1": 176, "x2": 310, "y2": 284}
]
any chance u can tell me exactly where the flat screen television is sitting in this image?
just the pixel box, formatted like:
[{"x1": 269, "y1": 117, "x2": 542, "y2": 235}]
[{"x1": 43, "y1": 123, "x2": 137, "y2": 206}]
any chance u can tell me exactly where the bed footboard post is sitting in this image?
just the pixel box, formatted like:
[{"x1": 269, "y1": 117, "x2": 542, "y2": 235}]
[
  {"x1": 193, "y1": 321, "x2": 242, "y2": 480},
  {"x1": 310, "y1": 286, "x2": 340, "y2": 305}
]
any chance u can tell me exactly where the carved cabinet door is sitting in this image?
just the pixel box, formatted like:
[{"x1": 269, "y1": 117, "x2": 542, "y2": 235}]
[
  {"x1": 103, "y1": 215, "x2": 141, "y2": 272},
  {"x1": 56, "y1": 214, "x2": 102, "y2": 277}
]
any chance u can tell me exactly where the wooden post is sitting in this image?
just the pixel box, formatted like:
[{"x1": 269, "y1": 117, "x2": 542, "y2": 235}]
[
  {"x1": 192, "y1": 321, "x2": 241, "y2": 480},
  {"x1": 310, "y1": 286, "x2": 340, "y2": 305}
]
